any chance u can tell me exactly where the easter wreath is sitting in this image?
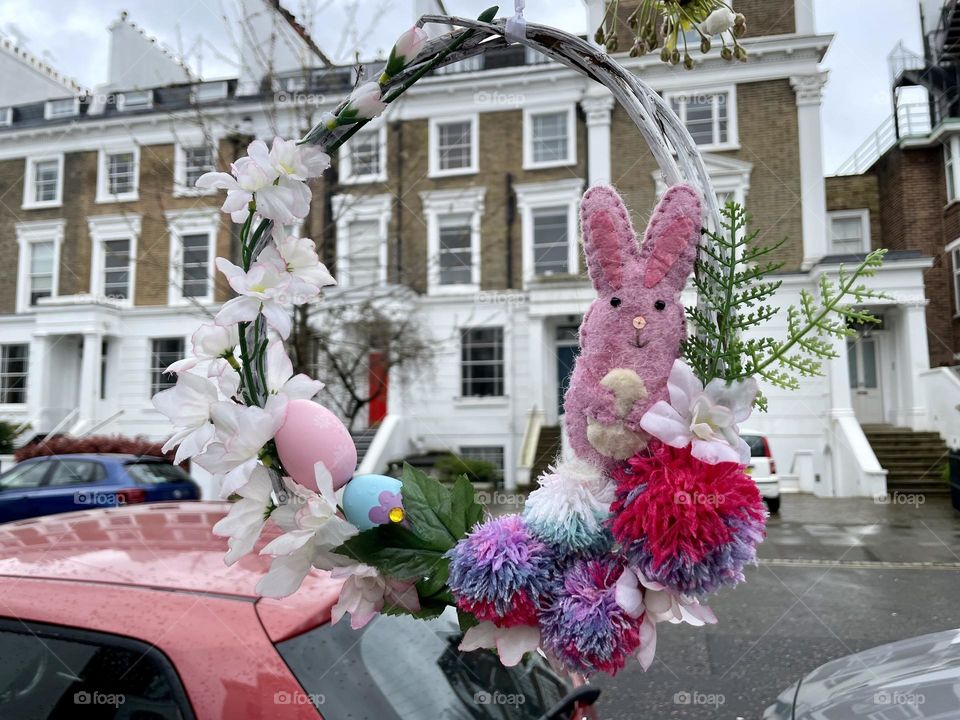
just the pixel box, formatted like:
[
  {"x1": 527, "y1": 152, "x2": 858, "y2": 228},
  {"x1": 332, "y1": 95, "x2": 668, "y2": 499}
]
[{"x1": 154, "y1": 3, "x2": 887, "y2": 680}]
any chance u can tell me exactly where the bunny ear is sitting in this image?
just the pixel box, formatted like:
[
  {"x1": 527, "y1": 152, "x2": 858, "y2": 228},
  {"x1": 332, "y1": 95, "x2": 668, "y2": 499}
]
[
  {"x1": 639, "y1": 184, "x2": 703, "y2": 290},
  {"x1": 580, "y1": 185, "x2": 639, "y2": 294}
]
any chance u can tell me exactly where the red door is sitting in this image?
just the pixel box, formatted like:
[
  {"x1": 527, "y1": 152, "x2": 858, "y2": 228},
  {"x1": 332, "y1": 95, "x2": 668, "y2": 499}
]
[{"x1": 368, "y1": 351, "x2": 388, "y2": 426}]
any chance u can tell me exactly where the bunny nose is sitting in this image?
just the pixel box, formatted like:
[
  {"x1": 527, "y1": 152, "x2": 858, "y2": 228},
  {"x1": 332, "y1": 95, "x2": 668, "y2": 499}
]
[{"x1": 633, "y1": 316, "x2": 646, "y2": 330}]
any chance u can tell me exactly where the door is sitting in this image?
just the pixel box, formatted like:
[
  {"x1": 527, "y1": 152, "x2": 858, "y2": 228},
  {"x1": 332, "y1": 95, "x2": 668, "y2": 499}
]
[
  {"x1": 368, "y1": 351, "x2": 388, "y2": 426},
  {"x1": 32, "y1": 459, "x2": 109, "y2": 517},
  {"x1": 848, "y1": 336, "x2": 883, "y2": 423},
  {"x1": 0, "y1": 461, "x2": 51, "y2": 522},
  {"x1": 556, "y1": 326, "x2": 579, "y2": 416}
]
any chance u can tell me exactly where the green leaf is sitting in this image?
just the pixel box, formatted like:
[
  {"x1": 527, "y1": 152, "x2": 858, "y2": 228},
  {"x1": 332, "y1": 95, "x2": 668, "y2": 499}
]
[{"x1": 335, "y1": 523, "x2": 447, "y2": 580}]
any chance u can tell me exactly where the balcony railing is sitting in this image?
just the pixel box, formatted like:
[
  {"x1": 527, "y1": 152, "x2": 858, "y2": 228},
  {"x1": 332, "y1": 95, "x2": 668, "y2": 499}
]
[{"x1": 835, "y1": 102, "x2": 932, "y2": 175}]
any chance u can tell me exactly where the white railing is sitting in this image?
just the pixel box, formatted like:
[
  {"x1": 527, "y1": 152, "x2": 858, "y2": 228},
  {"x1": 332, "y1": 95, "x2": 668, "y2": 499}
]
[
  {"x1": 834, "y1": 102, "x2": 931, "y2": 175},
  {"x1": 919, "y1": 367, "x2": 960, "y2": 448},
  {"x1": 515, "y1": 406, "x2": 545, "y2": 488},
  {"x1": 356, "y1": 415, "x2": 413, "y2": 476},
  {"x1": 888, "y1": 40, "x2": 926, "y2": 83}
]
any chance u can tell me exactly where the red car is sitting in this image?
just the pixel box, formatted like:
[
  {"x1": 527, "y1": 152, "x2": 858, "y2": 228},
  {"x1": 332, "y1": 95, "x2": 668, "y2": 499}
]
[{"x1": 0, "y1": 502, "x2": 596, "y2": 719}]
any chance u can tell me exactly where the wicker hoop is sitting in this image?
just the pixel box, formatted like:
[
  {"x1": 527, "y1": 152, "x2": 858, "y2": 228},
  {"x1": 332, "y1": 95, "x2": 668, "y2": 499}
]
[{"x1": 255, "y1": 15, "x2": 725, "y2": 502}]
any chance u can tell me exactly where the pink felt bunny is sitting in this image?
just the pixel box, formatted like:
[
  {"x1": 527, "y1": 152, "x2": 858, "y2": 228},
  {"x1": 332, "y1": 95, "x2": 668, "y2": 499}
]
[{"x1": 563, "y1": 184, "x2": 703, "y2": 470}]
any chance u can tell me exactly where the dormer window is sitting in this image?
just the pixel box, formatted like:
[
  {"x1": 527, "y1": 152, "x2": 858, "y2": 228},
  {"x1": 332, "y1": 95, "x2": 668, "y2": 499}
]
[
  {"x1": 117, "y1": 90, "x2": 153, "y2": 111},
  {"x1": 192, "y1": 82, "x2": 228, "y2": 103},
  {"x1": 0, "y1": 108, "x2": 11, "y2": 127},
  {"x1": 44, "y1": 98, "x2": 79, "y2": 120}
]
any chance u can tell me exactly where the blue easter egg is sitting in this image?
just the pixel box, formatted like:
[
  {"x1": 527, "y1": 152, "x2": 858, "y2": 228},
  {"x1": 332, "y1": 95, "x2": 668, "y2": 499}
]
[{"x1": 342, "y1": 474, "x2": 404, "y2": 531}]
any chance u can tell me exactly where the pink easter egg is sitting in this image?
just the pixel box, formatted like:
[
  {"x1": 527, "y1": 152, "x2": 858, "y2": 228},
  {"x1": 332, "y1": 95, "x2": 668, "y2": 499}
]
[{"x1": 274, "y1": 399, "x2": 357, "y2": 491}]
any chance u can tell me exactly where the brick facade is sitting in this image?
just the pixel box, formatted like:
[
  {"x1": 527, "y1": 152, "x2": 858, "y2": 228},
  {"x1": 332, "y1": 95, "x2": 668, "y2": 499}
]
[{"x1": 825, "y1": 174, "x2": 883, "y2": 247}]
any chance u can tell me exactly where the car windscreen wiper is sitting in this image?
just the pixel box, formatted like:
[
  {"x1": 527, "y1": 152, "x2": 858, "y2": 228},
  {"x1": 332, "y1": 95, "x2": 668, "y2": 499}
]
[{"x1": 539, "y1": 686, "x2": 601, "y2": 720}]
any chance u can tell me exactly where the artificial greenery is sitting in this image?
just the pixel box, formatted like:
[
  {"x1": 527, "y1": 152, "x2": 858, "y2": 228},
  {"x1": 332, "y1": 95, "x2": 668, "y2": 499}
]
[
  {"x1": 596, "y1": 0, "x2": 747, "y2": 66},
  {"x1": 336, "y1": 463, "x2": 484, "y2": 624},
  {"x1": 684, "y1": 202, "x2": 889, "y2": 411}
]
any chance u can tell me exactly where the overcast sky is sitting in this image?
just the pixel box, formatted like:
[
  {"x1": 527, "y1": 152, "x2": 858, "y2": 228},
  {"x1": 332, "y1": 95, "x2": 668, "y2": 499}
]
[{"x1": 0, "y1": 0, "x2": 925, "y2": 172}]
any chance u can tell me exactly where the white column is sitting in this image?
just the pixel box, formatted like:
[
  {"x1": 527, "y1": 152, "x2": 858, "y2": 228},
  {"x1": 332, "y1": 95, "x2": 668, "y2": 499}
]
[
  {"x1": 583, "y1": 0, "x2": 605, "y2": 46},
  {"x1": 897, "y1": 303, "x2": 931, "y2": 430},
  {"x1": 826, "y1": 334, "x2": 856, "y2": 496},
  {"x1": 794, "y1": 1, "x2": 816, "y2": 34},
  {"x1": 791, "y1": 73, "x2": 829, "y2": 268},
  {"x1": 581, "y1": 94, "x2": 615, "y2": 187},
  {"x1": 79, "y1": 332, "x2": 101, "y2": 426},
  {"x1": 28, "y1": 334, "x2": 50, "y2": 430}
]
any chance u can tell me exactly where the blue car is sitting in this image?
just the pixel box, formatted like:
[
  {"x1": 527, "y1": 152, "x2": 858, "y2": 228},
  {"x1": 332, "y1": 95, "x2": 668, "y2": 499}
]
[{"x1": 0, "y1": 454, "x2": 201, "y2": 523}]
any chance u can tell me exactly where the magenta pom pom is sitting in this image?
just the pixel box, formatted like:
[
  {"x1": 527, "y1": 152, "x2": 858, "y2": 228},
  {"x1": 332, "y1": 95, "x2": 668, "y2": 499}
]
[
  {"x1": 447, "y1": 515, "x2": 555, "y2": 628},
  {"x1": 609, "y1": 441, "x2": 767, "y2": 596},
  {"x1": 540, "y1": 556, "x2": 643, "y2": 676}
]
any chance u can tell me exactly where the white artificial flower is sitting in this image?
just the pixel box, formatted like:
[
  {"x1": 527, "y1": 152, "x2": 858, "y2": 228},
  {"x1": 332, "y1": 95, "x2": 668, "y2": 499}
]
[
  {"x1": 195, "y1": 400, "x2": 285, "y2": 497},
  {"x1": 265, "y1": 341, "x2": 323, "y2": 401},
  {"x1": 195, "y1": 147, "x2": 275, "y2": 221},
  {"x1": 640, "y1": 360, "x2": 758, "y2": 465},
  {"x1": 254, "y1": 174, "x2": 312, "y2": 224},
  {"x1": 272, "y1": 226, "x2": 336, "y2": 297},
  {"x1": 344, "y1": 81, "x2": 387, "y2": 120},
  {"x1": 394, "y1": 26, "x2": 429, "y2": 61},
  {"x1": 459, "y1": 622, "x2": 541, "y2": 667},
  {"x1": 214, "y1": 257, "x2": 294, "y2": 339},
  {"x1": 265, "y1": 137, "x2": 330, "y2": 181},
  {"x1": 212, "y1": 466, "x2": 275, "y2": 564},
  {"x1": 152, "y1": 372, "x2": 219, "y2": 464},
  {"x1": 330, "y1": 564, "x2": 420, "y2": 629},
  {"x1": 208, "y1": 357, "x2": 242, "y2": 398},
  {"x1": 166, "y1": 323, "x2": 239, "y2": 374},
  {"x1": 700, "y1": 7, "x2": 737, "y2": 35},
  {"x1": 256, "y1": 466, "x2": 359, "y2": 598}
]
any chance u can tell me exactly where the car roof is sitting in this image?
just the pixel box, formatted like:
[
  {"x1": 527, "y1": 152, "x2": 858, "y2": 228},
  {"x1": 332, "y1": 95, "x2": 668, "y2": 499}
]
[{"x1": 0, "y1": 502, "x2": 341, "y2": 609}]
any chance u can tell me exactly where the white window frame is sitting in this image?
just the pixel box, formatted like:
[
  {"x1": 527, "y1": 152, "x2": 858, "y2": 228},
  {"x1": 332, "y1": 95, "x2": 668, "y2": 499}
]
[
  {"x1": 339, "y1": 123, "x2": 387, "y2": 184},
  {"x1": 117, "y1": 90, "x2": 153, "y2": 111},
  {"x1": 96, "y1": 146, "x2": 140, "y2": 203},
  {"x1": 166, "y1": 208, "x2": 219, "y2": 305},
  {"x1": 191, "y1": 81, "x2": 229, "y2": 104},
  {"x1": 88, "y1": 214, "x2": 141, "y2": 306},
  {"x1": 0, "y1": 108, "x2": 11, "y2": 126},
  {"x1": 948, "y1": 238, "x2": 960, "y2": 318},
  {"x1": 149, "y1": 337, "x2": 186, "y2": 397},
  {"x1": 330, "y1": 193, "x2": 392, "y2": 290},
  {"x1": 514, "y1": 179, "x2": 584, "y2": 285},
  {"x1": 173, "y1": 139, "x2": 217, "y2": 197},
  {"x1": 0, "y1": 343, "x2": 29, "y2": 406},
  {"x1": 22, "y1": 154, "x2": 65, "y2": 209},
  {"x1": 523, "y1": 104, "x2": 577, "y2": 170},
  {"x1": 459, "y1": 326, "x2": 506, "y2": 399},
  {"x1": 827, "y1": 209, "x2": 871, "y2": 255},
  {"x1": 945, "y1": 137, "x2": 960, "y2": 204},
  {"x1": 43, "y1": 97, "x2": 80, "y2": 120},
  {"x1": 15, "y1": 219, "x2": 64, "y2": 313},
  {"x1": 663, "y1": 86, "x2": 739, "y2": 151},
  {"x1": 428, "y1": 114, "x2": 479, "y2": 178},
  {"x1": 420, "y1": 187, "x2": 486, "y2": 295}
]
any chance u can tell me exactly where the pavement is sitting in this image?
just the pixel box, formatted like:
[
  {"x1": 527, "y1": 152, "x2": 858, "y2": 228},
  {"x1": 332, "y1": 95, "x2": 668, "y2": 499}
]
[{"x1": 590, "y1": 493, "x2": 960, "y2": 719}]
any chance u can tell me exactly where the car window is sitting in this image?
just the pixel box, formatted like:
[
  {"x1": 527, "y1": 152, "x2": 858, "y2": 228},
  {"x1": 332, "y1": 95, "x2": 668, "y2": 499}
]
[
  {"x1": 0, "y1": 462, "x2": 49, "y2": 490},
  {"x1": 0, "y1": 619, "x2": 194, "y2": 719},
  {"x1": 46, "y1": 460, "x2": 107, "y2": 487},
  {"x1": 742, "y1": 435, "x2": 767, "y2": 458},
  {"x1": 277, "y1": 609, "x2": 571, "y2": 719},
  {"x1": 125, "y1": 463, "x2": 192, "y2": 485}
]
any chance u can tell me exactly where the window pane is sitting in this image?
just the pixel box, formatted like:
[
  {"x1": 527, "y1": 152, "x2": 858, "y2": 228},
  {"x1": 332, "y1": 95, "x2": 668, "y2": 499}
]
[
  {"x1": 438, "y1": 214, "x2": 473, "y2": 285},
  {"x1": 107, "y1": 152, "x2": 136, "y2": 195},
  {"x1": 532, "y1": 207, "x2": 569, "y2": 276},
  {"x1": 948, "y1": 141, "x2": 958, "y2": 202},
  {"x1": 830, "y1": 217, "x2": 863, "y2": 253},
  {"x1": 102, "y1": 239, "x2": 131, "y2": 299},
  {"x1": 150, "y1": 338, "x2": 184, "y2": 395},
  {"x1": 46, "y1": 459, "x2": 107, "y2": 486},
  {"x1": 437, "y1": 121, "x2": 472, "y2": 171},
  {"x1": 459, "y1": 446, "x2": 505, "y2": 480},
  {"x1": 685, "y1": 96, "x2": 715, "y2": 145},
  {"x1": 180, "y1": 233, "x2": 210, "y2": 298},
  {"x1": 0, "y1": 344, "x2": 28, "y2": 403},
  {"x1": 532, "y1": 111, "x2": 568, "y2": 164},
  {"x1": 30, "y1": 241, "x2": 55, "y2": 305},
  {"x1": 0, "y1": 462, "x2": 47, "y2": 489},
  {"x1": 184, "y1": 146, "x2": 214, "y2": 187},
  {"x1": 349, "y1": 132, "x2": 381, "y2": 177},
  {"x1": 34, "y1": 160, "x2": 59, "y2": 202},
  {"x1": 461, "y1": 327, "x2": 504, "y2": 397},
  {"x1": 847, "y1": 340, "x2": 858, "y2": 389},
  {"x1": 347, "y1": 220, "x2": 381, "y2": 288},
  {"x1": 860, "y1": 339, "x2": 878, "y2": 389}
]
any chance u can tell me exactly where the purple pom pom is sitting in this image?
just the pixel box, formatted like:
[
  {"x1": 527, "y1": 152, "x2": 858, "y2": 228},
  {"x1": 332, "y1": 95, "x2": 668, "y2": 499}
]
[
  {"x1": 447, "y1": 515, "x2": 554, "y2": 627},
  {"x1": 540, "y1": 556, "x2": 643, "y2": 676}
]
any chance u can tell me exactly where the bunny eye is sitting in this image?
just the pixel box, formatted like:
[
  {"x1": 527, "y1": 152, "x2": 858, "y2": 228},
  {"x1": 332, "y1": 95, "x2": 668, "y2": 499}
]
[
  {"x1": 654, "y1": 300, "x2": 667, "y2": 311},
  {"x1": 610, "y1": 297, "x2": 622, "y2": 308}
]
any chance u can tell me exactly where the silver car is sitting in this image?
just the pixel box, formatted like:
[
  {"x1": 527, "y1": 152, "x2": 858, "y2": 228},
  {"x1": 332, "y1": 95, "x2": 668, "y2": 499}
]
[{"x1": 764, "y1": 629, "x2": 960, "y2": 719}]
